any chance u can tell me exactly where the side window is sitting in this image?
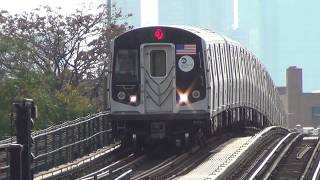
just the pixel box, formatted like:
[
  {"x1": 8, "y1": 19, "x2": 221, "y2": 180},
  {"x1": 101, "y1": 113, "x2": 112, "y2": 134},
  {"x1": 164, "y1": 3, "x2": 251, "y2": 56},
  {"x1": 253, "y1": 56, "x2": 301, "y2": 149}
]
[
  {"x1": 239, "y1": 48, "x2": 245, "y2": 103},
  {"x1": 211, "y1": 45, "x2": 218, "y2": 110},
  {"x1": 215, "y1": 44, "x2": 223, "y2": 107},
  {"x1": 252, "y1": 57, "x2": 257, "y2": 107},
  {"x1": 235, "y1": 46, "x2": 240, "y2": 103},
  {"x1": 259, "y1": 64, "x2": 263, "y2": 108},
  {"x1": 220, "y1": 43, "x2": 226, "y2": 106},
  {"x1": 242, "y1": 50, "x2": 247, "y2": 103},
  {"x1": 247, "y1": 53, "x2": 252, "y2": 104},
  {"x1": 243, "y1": 50, "x2": 248, "y2": 103},
  {"x1": 206, "y1": 46, "x2": 213, "y2": 109},
  {"x1": 229, "y1": 45, "x2": 234, "y2": 105},
  {"x1": 226, "y1": 44, "x2": 231, "y2": 105},
  {"x1": 247, "y1": 52, "x2": 251, "y2": 104},
  {"x1": 244, "y1": 51, "x2": 249, "y2": 104},
  {"x1": 255, "y1": 58, "x2": 259, "y2": 107},
  {"x1": 312, "y1": 107, "x2": 320, "y2": 122},
  {"x1": 251, "y1": 55, "x2": 255, "y2": 105},
  {"x1": 150, "y1": 50, "x2": 166, "y2": 77}
]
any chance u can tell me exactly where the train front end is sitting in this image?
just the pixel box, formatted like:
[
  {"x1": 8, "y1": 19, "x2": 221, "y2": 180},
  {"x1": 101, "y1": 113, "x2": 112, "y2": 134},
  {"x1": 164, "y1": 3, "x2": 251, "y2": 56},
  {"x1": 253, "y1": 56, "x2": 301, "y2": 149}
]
[{"x1": 110, "y1": 26, "x2": 209, "y2": 147}]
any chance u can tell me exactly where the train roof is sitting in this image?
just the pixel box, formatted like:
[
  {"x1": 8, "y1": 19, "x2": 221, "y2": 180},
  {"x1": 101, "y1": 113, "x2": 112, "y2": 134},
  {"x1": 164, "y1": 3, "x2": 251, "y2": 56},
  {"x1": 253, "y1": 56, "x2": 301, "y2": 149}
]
[
  {"x1": 117, "y1": 25, "x2": 265, "y2": 67},
  {"x1": 117, "y1": 25, "x2": 269, "y2": 71},
  {"x1": 169, "y1": 25, "x2": 241, "y2": 44},
  {"x1": 119, "y1": 25, "x2": 241, "y2": 46},
  {"x1": 115, "y1": 25, "x2": 272, "y2": 95}
]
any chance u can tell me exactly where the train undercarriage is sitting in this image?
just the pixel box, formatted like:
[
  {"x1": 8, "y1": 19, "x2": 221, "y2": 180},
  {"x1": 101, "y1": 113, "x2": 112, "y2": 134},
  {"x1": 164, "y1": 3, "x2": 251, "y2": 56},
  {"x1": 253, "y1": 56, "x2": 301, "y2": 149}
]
[{"x1": 111, "y1": 107, "x2": 270, "y2": 153}]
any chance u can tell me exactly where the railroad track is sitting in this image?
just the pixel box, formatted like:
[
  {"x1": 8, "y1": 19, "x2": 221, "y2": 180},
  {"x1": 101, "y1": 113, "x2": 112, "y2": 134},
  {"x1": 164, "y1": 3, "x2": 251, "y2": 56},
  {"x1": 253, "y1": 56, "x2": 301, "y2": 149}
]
[
  {"x1": 211, "y1": 126, "x2": 289, "y2": 179},
  {"x1": 243, "y1": 132, "x2": 300, "y2": 179},
  {"x1": 131, "y1": 132, "x2": 238, "y2": 179},
  {"x1": 301, "y1": 136, "x2": 320, "y2": 180},
  {"x1": 1, "y1": 112, "x2": 112, "y2": 179},
  {"x1": 76, "y1": 153, "x2": 147, "y2": 179},
  {"x1": 35, "y1": 126, "x2": 287, "y2": 180},
  {"x1": 69, "y1": 127, "x2": 263, "y2": 180},
  {"x1": 270, "y1": 136, "x2": 317, "y2": 179},
  {"x1": 239, "y1": 133, "x2": 320, "y2": 180},
  {"x1": 34, "y1": 143, "x2": 129, "y2": 179},
  {"x1": 74, "y1": 131, "x2": 238, "y2": 180}
]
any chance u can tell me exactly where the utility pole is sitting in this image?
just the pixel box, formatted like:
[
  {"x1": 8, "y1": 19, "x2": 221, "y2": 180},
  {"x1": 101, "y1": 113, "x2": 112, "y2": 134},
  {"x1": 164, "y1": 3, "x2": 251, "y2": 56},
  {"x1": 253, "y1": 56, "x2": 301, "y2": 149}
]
[
  {"x1": 0, "y1": 144, "x2": 23, "y2": 180},
  {"x1": 107, "y1": 0, "x2": 112, "y2": 25},
  {"x1": 14, "y1": 99, "x2": 37, "y2": 180},
  {"x1": 104, "y1": 0, "x2": 112, "y2": 111}
]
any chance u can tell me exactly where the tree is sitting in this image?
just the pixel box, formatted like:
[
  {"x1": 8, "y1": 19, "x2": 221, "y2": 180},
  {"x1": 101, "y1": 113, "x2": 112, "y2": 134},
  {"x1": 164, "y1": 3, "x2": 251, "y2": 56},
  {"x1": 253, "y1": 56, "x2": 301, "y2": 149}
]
[
  {"x1": 0, "y1": 4, "x2": 131, "y2": 89},
  {"x1": 0, "y1": 3, "x2": 132, "y2": 138}
]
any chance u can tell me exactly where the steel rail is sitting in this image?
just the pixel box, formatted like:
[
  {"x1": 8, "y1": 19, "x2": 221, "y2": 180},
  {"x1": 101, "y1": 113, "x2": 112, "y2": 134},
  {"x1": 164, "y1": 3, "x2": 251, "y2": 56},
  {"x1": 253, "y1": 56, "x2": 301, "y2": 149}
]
[
  {"x1": 248, "y1": 132, "x2": 294, "y2": 180},
  {"x1": 131, "y1": 155, "x2": 179, "y2": 180},
  {"x1": 34, "y1": 144, "x2": 121, "y2": 179},
  {"x1": 301, "y1": 137, "x2": 320, "y2": 179},
  {"x1": 312, "y1": 158, "x2": 320, "y2": 180},
  {"x1": 263, "y1": 133, "x2": 301, "y2": 178},
  {"x1": 114, "y1": 169, "x2": 133, "y2": 180}
]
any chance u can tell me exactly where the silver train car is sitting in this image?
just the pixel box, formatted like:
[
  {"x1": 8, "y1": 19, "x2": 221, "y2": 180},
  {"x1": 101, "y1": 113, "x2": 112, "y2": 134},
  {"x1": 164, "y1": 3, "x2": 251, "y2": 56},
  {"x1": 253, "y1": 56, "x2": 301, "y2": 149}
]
[{"x1": 109, "y1": 25, "x2": 287, "y2": 147}]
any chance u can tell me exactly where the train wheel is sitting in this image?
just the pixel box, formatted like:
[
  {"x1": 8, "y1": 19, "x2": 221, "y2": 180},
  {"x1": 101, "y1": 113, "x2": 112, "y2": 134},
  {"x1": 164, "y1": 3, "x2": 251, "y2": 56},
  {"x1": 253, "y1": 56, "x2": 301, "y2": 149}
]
[
  {"x1": 184, "y1": 132, "x2": 190, "y2": 150},
  {"x1": 195, "y1": 128, "x2": 205, "y2": 147},
  {"x1": 133, "y1": 134, "x2": 146, "y2": 154}
]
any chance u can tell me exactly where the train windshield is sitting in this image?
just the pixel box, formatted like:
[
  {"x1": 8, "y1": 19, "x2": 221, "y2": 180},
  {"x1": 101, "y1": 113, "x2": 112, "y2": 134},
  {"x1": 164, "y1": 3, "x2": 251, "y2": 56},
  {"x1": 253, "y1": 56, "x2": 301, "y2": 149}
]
[{"x1": 114, "y1": 49, "x2": 139, "y2": 83}]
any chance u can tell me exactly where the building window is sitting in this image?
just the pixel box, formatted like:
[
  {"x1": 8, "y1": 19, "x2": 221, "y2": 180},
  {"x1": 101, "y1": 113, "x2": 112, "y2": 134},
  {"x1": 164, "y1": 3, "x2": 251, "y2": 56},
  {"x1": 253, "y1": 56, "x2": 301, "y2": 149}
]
[{"x1": 312, "y1": 107, "x2": 320, "y2": 121}]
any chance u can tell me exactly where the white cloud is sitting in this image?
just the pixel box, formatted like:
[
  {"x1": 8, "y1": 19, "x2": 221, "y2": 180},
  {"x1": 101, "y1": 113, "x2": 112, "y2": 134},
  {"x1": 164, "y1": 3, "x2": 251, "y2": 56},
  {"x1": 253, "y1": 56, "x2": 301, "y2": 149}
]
[
  {"x1": 141, "y1": 0, "x2": 158, "y2": 26},
  {"x1": 233, "y1": 0, "x2": 239, "y2": 30}
]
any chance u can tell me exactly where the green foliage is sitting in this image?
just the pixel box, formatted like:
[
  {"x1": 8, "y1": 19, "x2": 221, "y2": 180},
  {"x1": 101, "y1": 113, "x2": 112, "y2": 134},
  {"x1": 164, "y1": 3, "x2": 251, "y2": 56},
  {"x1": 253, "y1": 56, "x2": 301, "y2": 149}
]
[
  {"x1": 55, "y1": 84, "x2": 95, "y2": 122},
  {"x1": 0, "y1": 69, "x2": 96, "y2": 138}
]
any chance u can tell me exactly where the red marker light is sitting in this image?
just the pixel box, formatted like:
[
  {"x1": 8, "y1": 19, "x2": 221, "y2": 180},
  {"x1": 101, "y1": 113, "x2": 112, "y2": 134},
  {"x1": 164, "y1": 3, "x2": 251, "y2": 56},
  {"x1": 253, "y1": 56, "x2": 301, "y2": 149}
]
[{"x1": 154, "y1": 28, "x2": 164, "y2": 40}]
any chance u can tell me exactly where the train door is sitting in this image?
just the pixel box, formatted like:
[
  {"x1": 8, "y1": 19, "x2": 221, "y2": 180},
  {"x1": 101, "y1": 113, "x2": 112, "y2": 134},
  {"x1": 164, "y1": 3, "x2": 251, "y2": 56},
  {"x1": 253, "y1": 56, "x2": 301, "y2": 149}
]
[{"x1": 141, "y1": 44, "x2": 176, "y2": 113}]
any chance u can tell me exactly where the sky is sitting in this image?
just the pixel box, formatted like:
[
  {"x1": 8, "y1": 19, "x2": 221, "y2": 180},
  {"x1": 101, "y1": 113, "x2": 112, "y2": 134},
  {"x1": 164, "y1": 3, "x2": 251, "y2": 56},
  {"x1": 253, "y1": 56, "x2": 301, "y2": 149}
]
[
  {"x1": 1, "y1": 0, "x2": 319, "y2": 92},
  {"x1": 0, "y1": 0, "x2": 103, "y2": 14}
]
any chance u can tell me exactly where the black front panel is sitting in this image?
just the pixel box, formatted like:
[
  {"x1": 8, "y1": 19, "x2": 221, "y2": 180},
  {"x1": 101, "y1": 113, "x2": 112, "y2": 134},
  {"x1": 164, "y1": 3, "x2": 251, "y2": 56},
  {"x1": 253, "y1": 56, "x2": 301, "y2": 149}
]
[{"x1": 112, "y1": 26, "x2": 206, "y2": 105}]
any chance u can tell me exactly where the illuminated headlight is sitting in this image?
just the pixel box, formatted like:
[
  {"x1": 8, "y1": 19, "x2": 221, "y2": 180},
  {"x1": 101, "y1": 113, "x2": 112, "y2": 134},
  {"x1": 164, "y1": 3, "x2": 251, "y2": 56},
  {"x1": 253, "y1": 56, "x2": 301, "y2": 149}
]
[
  {"x1": 130, "y1": 95, "x2": 137, "y2": 103},
  {"x1": 117, "y1": 91, "x2": 126, "y2": 100},
  {"x1": 192, "y1": 90, "x2": 200, "y2": 99},
  {"x1": 179, "y1": 94, "x2": 189, "y2": 104}
]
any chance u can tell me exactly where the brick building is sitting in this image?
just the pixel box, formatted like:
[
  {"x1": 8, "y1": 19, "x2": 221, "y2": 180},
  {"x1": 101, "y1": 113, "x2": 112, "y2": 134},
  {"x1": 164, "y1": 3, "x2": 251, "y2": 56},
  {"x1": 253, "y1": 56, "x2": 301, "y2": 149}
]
[{"x1": 278, "y1": 66, "x2": 320, "y2": 128}]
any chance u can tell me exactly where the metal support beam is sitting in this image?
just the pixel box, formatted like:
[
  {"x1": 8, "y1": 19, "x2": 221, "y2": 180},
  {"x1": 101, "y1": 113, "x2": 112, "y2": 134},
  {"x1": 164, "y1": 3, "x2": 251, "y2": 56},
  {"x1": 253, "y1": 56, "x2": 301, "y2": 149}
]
[{"x1": 0, "y1": 144, "x2": 23, "y2": 180}]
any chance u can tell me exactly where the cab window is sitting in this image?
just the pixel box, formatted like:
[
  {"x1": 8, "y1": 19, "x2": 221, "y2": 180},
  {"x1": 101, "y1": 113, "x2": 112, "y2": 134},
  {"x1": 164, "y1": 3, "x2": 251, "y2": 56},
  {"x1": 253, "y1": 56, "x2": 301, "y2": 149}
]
[{"x1": 114, "y1": 49, "x2": 139, "y2": 83}]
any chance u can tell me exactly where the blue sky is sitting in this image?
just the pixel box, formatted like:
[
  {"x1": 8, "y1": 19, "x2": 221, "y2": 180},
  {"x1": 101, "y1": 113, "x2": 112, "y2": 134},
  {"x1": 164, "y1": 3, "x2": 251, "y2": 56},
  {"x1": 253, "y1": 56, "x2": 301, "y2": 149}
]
[
  {"x1": 259, "y1": 0, "x2": 320, "y2": 92},
  {"x1": 123, "y1": 0, "x2": 320, "y2": 92}
]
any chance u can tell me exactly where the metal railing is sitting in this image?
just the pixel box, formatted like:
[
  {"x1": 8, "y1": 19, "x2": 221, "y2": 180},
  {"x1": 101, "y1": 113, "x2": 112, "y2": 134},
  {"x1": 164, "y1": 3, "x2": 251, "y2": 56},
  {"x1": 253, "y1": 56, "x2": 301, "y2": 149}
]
[
  {"x1": 35, "y1": 144, "x2": 121, "y2": 179},
  {"x1": 0, "y1": 112, "x2": 113, "y2": 180},
  {"x1": 0, "y1": 111, "x2": 110, "y2": 145}
]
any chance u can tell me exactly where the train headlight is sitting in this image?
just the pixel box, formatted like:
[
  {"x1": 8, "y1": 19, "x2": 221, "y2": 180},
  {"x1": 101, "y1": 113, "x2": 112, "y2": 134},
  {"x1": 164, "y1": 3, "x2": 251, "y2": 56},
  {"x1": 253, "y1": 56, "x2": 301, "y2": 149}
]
[
  {"x1": 130, "y1": 95, "x2": 137, "y2": 103},
  {"x1": 192, "y1": 90, "x2": 200, "y2": 99},
  {"x1": 179, "y1": 93, "x2": 189, "y2": 104},
  {"x1": 117, "y1": 91, "x2": 126, "y2": 100}
]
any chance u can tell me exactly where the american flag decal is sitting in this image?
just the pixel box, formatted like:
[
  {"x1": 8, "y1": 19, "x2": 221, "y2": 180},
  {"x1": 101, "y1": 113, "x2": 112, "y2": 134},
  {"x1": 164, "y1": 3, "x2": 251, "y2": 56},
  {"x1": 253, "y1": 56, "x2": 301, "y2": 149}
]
[{"x1": 176, "y1": 44, "x2": 196, "y2": 55}]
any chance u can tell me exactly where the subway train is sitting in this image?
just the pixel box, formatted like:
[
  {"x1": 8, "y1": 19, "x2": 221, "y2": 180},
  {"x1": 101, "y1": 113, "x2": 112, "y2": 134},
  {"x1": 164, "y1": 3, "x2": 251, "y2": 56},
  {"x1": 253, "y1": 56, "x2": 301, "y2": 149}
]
[{"x1": 109, "y1": 25, "x2": 287, "y2": 148}]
